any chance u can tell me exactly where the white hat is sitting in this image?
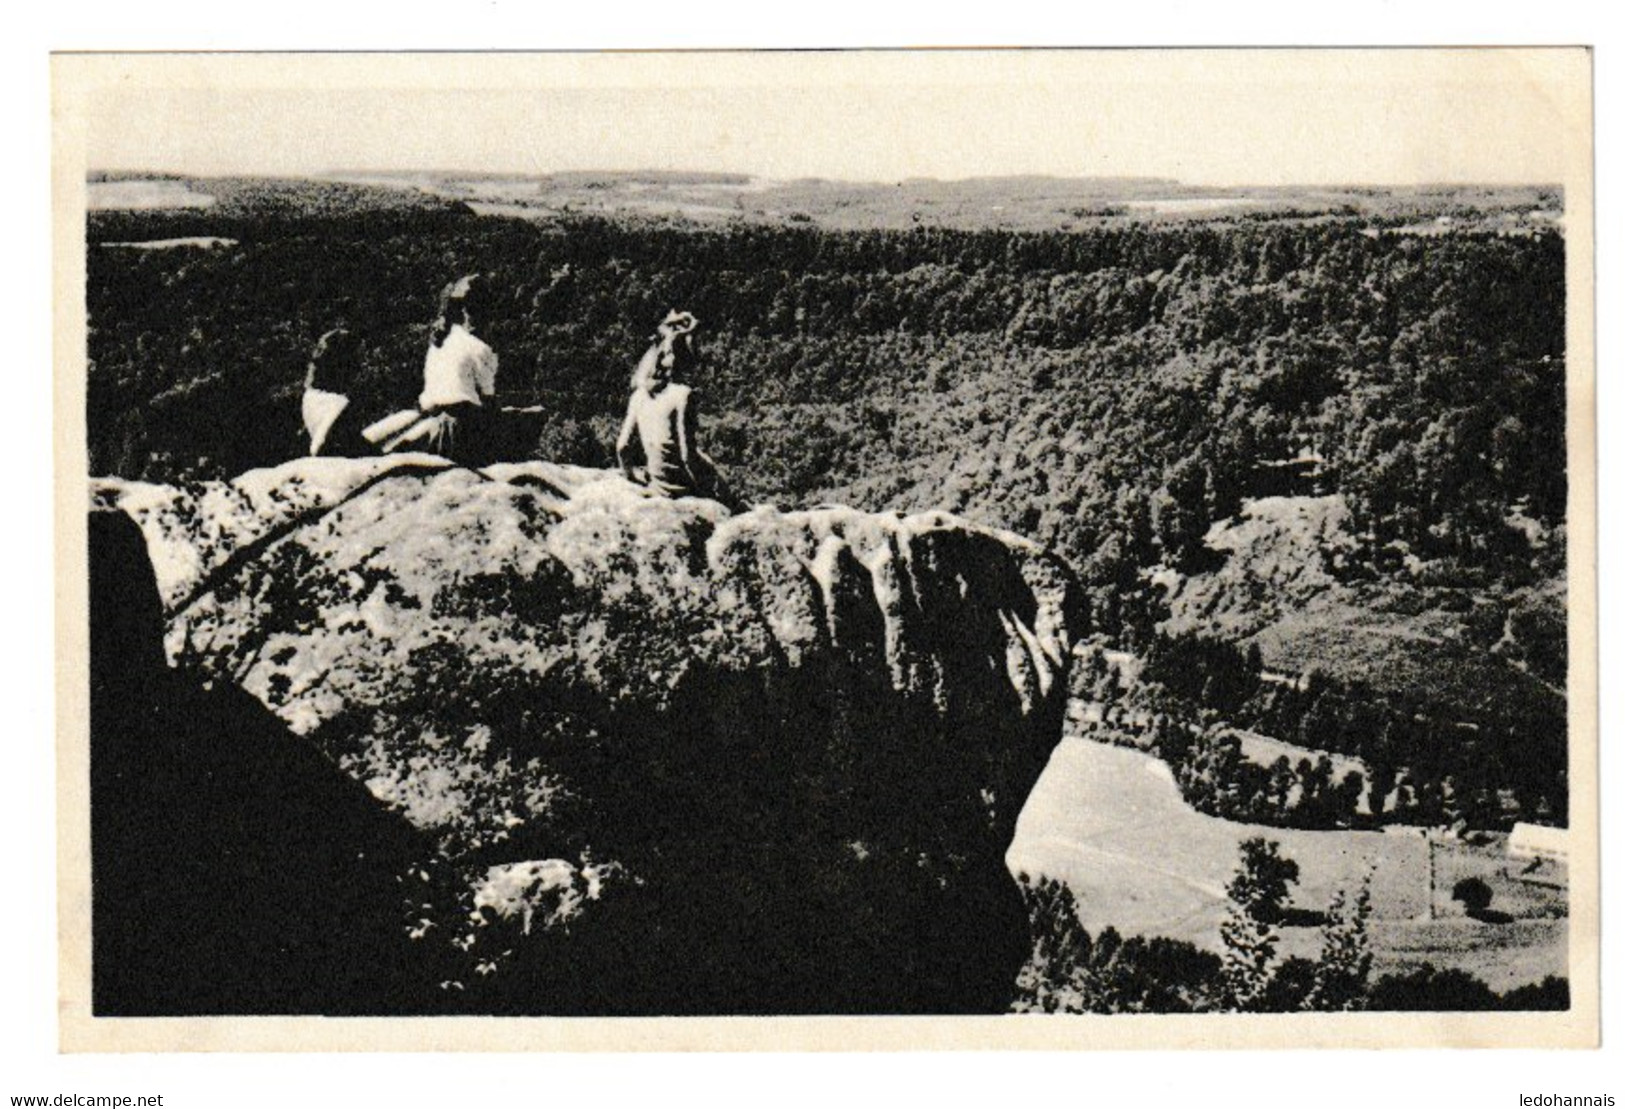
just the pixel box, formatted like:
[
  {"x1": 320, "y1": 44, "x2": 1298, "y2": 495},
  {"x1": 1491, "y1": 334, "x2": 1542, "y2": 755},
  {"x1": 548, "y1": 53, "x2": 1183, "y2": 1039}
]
[{"x1": 657, "y1": 309, "x2": 699, "y2": 337}]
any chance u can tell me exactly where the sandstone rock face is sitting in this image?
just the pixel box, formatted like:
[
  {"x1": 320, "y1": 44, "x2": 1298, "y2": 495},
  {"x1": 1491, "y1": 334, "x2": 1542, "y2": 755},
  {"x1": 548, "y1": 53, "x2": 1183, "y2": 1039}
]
[
  {"x1": 88, "y1": 504, "x2": 430, "y2": 1016},
  {"x1": 98, "y1": 457, "x2": 1083, "y2": 1014}
]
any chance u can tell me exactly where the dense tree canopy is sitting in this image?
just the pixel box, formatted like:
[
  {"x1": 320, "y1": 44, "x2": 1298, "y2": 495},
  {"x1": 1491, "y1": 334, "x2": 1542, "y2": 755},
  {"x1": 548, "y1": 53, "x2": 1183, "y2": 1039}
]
[{"x1": 86, "y1": 200, "x2": 1568, "y2": 829}]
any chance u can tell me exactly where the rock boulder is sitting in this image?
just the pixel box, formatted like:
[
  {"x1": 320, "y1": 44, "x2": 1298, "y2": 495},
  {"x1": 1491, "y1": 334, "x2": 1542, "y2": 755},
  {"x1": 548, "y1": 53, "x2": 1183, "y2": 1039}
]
[{"x1": 98, "y1": 456, "x2": 1083, "y2": 1014}]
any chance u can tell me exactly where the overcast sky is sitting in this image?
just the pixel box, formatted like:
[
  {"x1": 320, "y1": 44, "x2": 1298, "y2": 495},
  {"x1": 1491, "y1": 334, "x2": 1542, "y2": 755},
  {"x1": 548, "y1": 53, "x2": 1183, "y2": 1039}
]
[{"x1": 70, "y1": 49, "x2": 1588, "y2": 186}]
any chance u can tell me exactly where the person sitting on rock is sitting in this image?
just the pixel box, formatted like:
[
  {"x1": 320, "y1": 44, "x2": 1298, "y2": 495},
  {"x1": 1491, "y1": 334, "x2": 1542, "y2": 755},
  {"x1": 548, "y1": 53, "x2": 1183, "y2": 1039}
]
[
  {"x1": 616, "y1": 310, "x2": 735, "y2": 505},
  {"x1": 300, "y1": 327, "x2": 369, "y2": 457},
  {"x1": 378, "y1": 274, "x2": 499, "y2": 463}
]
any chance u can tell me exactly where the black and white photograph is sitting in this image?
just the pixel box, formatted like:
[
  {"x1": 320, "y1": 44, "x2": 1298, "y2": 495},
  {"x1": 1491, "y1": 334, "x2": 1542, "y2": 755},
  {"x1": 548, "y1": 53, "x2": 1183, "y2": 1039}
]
[{"x1": 50, "y1": 47, "x2": 1595, "y2": 1054}]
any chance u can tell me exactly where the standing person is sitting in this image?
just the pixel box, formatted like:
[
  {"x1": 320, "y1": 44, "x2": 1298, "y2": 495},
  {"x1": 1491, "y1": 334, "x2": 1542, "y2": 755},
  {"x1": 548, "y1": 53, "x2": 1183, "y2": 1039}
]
[
  {"x1": 380, "y1": 274, "x2": 499, "y2": 463},
  {"x1": 616, "y1": 310, "x2": 736, "y2": 506},
  {"x1": 301, "y1": 326, "x2": 368, "y2": 457}
]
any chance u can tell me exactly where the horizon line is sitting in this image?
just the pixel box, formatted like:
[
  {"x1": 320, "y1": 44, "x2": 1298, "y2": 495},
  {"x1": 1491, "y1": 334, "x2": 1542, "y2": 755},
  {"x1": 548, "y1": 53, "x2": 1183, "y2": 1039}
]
[{"x1": 85, "y1": 167, "x2": 1566, "y2": 192}]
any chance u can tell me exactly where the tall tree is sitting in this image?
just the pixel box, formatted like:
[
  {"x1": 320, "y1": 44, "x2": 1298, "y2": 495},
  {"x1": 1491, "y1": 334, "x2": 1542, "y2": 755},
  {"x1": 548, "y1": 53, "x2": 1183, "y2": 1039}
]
[
  {"x1": 1309, "y1": 870, "x2": 1375, "y2": 1010},
  {"x1": 1218, "y1": 838, "x2": 1300, "y2": 1011}
]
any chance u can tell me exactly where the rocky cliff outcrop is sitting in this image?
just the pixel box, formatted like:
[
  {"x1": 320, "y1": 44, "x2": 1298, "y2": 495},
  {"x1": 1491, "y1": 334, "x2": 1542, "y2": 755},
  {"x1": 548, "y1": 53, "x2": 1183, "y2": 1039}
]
[
  {"x1": 95, "y1": 456, "x2": 1083, "y2": 1014},
  {"x1": 88, "y1": 503, "x2": 431, "y2": 1015}
]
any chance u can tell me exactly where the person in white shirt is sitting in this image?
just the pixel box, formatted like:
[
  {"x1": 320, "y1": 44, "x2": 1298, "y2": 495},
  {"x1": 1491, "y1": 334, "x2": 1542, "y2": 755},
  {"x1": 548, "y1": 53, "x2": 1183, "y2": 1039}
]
[
  {"x1": 419, "y1": 276, "x2": 498, "y2": 411},
  {"x1": 381, "y1": 275, "x2": 499, "y2": 462}
]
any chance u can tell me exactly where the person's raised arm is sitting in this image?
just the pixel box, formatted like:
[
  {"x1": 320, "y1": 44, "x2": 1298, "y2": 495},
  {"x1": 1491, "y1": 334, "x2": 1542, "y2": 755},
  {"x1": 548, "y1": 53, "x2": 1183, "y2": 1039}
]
[
  {"x1": 476, "y1": 345, "x2": 498, "y2": 399},
  {"x1": 673, "y1": 390, "x2": 694, "y2": 469}
]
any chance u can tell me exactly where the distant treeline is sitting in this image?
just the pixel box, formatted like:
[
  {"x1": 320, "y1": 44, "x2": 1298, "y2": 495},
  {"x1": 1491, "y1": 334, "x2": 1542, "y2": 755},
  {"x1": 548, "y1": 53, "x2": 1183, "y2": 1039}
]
[{"x1": 1082, "y1": 631, "x2": 1566, "y2": 830}]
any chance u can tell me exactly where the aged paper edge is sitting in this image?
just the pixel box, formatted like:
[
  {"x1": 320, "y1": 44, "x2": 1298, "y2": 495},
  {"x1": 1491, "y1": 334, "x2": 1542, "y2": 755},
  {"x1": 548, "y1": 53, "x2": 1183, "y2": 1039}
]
[{"x1": 51, "y1": 48, "x2": 1599, "y2": 1053}]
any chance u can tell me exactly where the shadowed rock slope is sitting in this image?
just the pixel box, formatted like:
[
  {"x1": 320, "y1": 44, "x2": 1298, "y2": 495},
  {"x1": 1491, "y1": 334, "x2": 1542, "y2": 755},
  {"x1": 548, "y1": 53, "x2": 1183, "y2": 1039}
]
[
  {"x1": 96, "y1": 456, "x2": 1084, "y2": 1014},
  {"x1": 88, "y1": 505, "x2": 431, "y2": 1015}
]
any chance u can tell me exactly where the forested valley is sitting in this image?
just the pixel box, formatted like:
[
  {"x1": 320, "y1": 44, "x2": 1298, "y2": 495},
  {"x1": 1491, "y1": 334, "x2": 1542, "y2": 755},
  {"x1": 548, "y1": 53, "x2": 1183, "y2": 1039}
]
[{"x1": 86, "y1": 177, "x2": 1569, "y2": 833}]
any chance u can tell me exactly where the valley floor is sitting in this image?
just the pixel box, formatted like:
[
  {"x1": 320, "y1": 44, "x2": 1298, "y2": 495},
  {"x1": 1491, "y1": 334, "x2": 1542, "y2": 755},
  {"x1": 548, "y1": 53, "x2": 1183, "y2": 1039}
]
[{"x1": 1007, "y1": 734, "x2": 1567, "y2": 993}]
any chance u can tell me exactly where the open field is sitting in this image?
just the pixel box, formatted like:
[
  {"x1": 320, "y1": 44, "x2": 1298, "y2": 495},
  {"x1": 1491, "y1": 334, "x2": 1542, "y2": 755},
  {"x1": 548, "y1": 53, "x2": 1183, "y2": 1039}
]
[
  {"x1": 1356, "y1": 920, "x2": 1567, "y2": 992},
  {"x1": 88, "y1": 178, "x2": 216, "y2": 209},
  {"x1": 1008, "y1": 737, "x2": 1566, "y2": 991},
  {"x1": 99, "y1": 236, "x2": 238, "y2": 251},
  {"x1": 1229, "y1": 726, "x2": 1377, "y2": 812},
  {"x1": 1231, "y1": 727, "x2": 1368, "y2": 783},
  {"x1": 1433, "y1": 833, "x2": 1567, "y2": 920}
]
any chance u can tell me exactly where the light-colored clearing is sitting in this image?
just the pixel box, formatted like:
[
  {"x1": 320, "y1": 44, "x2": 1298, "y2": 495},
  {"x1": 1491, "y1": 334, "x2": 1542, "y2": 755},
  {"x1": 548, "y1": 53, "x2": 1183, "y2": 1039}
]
[
  {"x1": 1008, "y1": 736, "x2": 1565, "y2": 990},
  {"x1": 89, "y1": 179, "x2": 216, "y2": 209},
  {"x1": 99, "y1": 237, "x2": 237, "y2": 250}
]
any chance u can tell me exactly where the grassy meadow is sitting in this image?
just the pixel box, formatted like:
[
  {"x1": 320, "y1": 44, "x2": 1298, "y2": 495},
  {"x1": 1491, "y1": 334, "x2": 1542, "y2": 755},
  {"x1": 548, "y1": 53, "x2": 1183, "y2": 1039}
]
[{"x1": 1010, "y1": 735, "x2": 1566, "y2": 991}]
